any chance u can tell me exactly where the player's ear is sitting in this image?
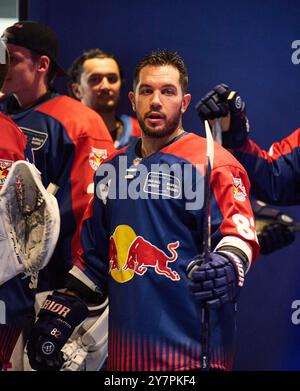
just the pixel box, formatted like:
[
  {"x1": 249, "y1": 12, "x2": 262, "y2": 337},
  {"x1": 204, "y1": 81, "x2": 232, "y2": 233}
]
[
  {"x1": 181, "y1": 93, "x2": 191, "y2": 113},
  {"x1": 37, "y1": 55, "x2": 50, "y2": 74},
  {"x1": 71, "y1": 83, "x2": 82, "y2": 100},
  {"x1": 128, "y1": 91, "x2": 136, "y2": 112}
]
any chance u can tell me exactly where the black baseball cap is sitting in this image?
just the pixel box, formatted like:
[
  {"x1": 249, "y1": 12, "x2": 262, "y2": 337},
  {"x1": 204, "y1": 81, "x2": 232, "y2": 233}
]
[{"x1": 2, "y1": 20, "x2": 65, "y2": 76}]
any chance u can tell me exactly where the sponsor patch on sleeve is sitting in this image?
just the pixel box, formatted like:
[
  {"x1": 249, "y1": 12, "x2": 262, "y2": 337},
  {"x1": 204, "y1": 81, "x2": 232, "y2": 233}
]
[{"x1": 233, "y1": 176, "x2": 247, "y2": 202}]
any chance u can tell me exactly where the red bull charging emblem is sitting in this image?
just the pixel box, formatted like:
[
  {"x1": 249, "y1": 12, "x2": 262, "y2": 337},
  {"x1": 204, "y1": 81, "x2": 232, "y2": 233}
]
[
  {"x1": 109, "y1": 225, "x2": 180, "y2": 283},
  {"x1": 232, "y1": 176, "x2": 247, "y2": 202},
  {"x1": 89, "y1": 147, "x2": 108, "y2": 171}
]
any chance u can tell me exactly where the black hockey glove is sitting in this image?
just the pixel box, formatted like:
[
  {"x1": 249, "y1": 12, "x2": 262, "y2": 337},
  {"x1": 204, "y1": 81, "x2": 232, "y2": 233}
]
[
  {"x1": 252, "y1": 200, "x2": 295, "y2": 255},
  {"x1": 195, "y1": 83, "x2": 249, "y2": 148},
  {"x1": 26, "y1": 291, "x2": 89, "y2": 371},
  {"x1": 187, "y1": 252, "x2": 245, "y2": 309}
]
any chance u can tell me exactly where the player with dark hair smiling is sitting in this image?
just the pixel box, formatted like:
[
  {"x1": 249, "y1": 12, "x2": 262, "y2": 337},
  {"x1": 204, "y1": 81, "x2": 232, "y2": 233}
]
[{"x1": 69, "y1": 48, "x2": 140, "y2": 149}]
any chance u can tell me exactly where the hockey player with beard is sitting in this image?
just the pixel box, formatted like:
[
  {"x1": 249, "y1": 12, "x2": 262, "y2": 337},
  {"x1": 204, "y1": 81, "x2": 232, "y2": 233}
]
[{"x1": 26, "y1": 50, "x2": 259, "y2": 372}]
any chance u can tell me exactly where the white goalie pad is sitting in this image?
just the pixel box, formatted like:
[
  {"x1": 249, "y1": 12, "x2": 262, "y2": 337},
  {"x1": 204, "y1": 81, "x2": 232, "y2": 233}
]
[
  {"x1": 0, "y1": 160, "x2": 60, "y2": 286},
  {"x1": 61, "y1": 301, "x2": 108, "y2": 371}
]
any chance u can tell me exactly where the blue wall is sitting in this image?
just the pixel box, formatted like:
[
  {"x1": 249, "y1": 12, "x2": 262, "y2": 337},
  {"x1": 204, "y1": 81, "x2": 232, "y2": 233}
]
[{"x1": 27, "y1": 0, "x2": 300, "y2": 370}]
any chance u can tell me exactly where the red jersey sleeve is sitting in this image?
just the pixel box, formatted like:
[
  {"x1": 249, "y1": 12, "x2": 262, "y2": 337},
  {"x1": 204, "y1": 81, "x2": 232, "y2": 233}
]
[
  {"x1": 233, "y1": 129, "x2": 300, "y2": 204},
  {"x1": 0, "y1": 112, "x2": 26, "y2": 160},
  {"x1": 211, "y1": 163, "x2": 260, "y2": 265},
  {"x1": 0, "y1": 113, "x2": 26, "y2": 187}
]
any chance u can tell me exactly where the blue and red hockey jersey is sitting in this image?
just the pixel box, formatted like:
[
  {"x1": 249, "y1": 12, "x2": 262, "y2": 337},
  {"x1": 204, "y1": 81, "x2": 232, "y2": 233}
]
[
  {"x1": 69, "y1": 132, "x2": 259, "y2": 371},
  {"x1": 0, "y1": 93, "x2": 115, "y2": 290},
  {"x1": 233, "y1": 130, "x2": 300, "y2": 205}
]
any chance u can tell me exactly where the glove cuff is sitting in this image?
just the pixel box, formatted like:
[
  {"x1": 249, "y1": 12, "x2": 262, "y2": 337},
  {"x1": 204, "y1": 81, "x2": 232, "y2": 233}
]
[
  {"x1": 87, "y1": 297, "x2": 108, "y2": 316},
  {"x1": 216, "y1": 251, "x2": 245, "y2": 287},
  {"x1": 223, "y1": 91, "x2": 250, "y2": 149},
  {"x1": 39, "y1": 291, "x2": 89, "y2": 332}
]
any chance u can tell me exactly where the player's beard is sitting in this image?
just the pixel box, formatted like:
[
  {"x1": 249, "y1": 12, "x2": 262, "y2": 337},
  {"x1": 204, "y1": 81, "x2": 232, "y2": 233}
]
[
  {"x1": 92, "y1": 91, "x2": 120, "y2": 114},
  {"x1": 95, "y1": 103, "x2": 116, "y2": 113},
  {"x1": 93, "y1": 99, "x2": 117, "y2": 114},
  {"x1": 137, "y1": 107, "x2": 182, "y2": 139}
]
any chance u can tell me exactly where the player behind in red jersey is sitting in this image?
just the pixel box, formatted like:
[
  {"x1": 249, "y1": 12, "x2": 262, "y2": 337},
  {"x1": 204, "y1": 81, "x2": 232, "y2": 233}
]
[{"x1": 196, "y1": 84, "x2": 297, "y2": 254}]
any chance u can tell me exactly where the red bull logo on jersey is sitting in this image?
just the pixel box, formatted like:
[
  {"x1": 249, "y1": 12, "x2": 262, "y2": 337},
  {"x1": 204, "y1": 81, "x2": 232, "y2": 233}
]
[
  {"x1": 0, "y1": 160, "x2": 12, "y2": 186},
  {"x1": 232, "y1": 176, "x2": 247, "y2": 202},
  {"x1": 89, "y1": 147, "x2": 108, "y2": 171},
  {"x1": 109, "y1": 225, "x2": 180, "y2": 283}
]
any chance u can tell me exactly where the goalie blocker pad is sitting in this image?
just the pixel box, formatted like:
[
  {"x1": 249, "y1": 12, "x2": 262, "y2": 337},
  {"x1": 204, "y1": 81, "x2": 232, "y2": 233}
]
[{"x1": 0, "y1": 161, "x2": 60, "y2": 286}]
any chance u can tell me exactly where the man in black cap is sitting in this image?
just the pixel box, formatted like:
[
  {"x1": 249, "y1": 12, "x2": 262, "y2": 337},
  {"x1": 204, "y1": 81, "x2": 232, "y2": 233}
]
[
  {"x1": 0, "y1": 21, "x2": 114, "y2": 369},
  {"x1": 0, "y1": 39, "x2": 26, "y2": 171},
  {"x1": 1, "y1": 21, "x2": 64, "y2": 107}
]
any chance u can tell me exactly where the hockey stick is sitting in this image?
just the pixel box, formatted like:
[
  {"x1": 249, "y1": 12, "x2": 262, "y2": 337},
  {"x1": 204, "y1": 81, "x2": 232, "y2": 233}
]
[
  {"x1": 212, "y1": 119, "x2": 223, "y2": 146},
  {"x1": 198, "y1": 120, "x2": 215, "y2": 369},
  {"x1": 202, "y1": 120, "x2": 214, "y2": 260}
]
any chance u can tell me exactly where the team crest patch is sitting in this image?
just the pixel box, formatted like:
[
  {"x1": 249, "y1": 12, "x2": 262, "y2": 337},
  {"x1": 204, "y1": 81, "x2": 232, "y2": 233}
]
[
  {"x1": 0, "y1": 160, "x2": 13, "y2": 186},
  {"x1": 133, "y1": 157, "x2": 142, "y2": 166},
  {"x1": 89, "y1": 148, "x2": 108, "y2": 171},
  {"x1": 233, "y1": 177, "x2": 247, "y2": 202}
]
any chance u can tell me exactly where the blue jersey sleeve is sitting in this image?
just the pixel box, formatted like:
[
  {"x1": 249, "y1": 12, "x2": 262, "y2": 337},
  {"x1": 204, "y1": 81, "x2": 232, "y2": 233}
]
[{"x1": 233, "y1": 130, "x2": 300, "y2": 205}]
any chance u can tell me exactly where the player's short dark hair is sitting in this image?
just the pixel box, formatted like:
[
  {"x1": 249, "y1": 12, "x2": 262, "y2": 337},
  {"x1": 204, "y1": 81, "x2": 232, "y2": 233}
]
[
  {"x1": 133, "y1": 50, "x2": 188, "y2": 93},
  {"x1": 68, "y1": 48, "x2": 123, "y2": 98}
]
